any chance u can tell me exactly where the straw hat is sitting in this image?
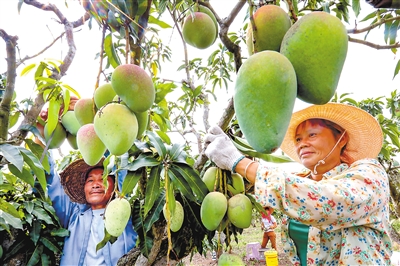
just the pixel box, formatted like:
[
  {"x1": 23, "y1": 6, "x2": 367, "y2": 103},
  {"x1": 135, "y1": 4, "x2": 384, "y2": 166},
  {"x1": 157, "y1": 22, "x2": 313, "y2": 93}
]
[
  {"x1": 280, "y1": 103, "x2": 383, "y2": 164},
  {"x1": 60, "y1": 158, "x2": 106, "y2": 204}
]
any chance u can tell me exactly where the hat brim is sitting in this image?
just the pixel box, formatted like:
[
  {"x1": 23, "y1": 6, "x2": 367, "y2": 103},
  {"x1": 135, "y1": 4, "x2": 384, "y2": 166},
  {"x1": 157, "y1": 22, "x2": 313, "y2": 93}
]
[
  {"x1": 60, "y1": 158, "x2": 105, "y2": 204},
  {"x1": 280, "y1": 103, "x2": 383, "y2": 163}
]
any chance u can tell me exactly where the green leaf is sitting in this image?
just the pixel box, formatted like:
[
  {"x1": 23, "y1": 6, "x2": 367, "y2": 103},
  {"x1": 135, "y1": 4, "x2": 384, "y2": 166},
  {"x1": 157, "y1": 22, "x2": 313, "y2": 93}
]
[
  {"x1": 124, "y1": 154, "x2": 160, "y2": 171},
  {"x1": 26, "y1": 245, "x2": 43, "y2": 266},
  {"x1": 41, "y1": 253, "x2": 51, "y2": 266},
  {"x1": 121, "y1": 170, "x2": 141, "y2": 196},
  {"x1": 104, "y1": 33, "x2": 121, "y2": 69},
  {"x1": 40, "y1": 236, "x2": 62, "y2": 253},
  {"x1": 389, "y1": 20, "x2": 400, "y2": 45},
  {"x1": 393, "y1": 59, "x2": 400, "y2": 79},
  {"x1": 19, "y1": 147, "x2": 47, "y2": 192},
  {"x1": 32, "y1": 205, "x2": 54, "y2": 225},
  {"x1": 155, "y1": 130, "x2": 171, "y2": 144},
  {"x1": 96, "y1": 229, "x2": 113, "y2": 251},
  {"x1": 30, "y1": 219, "x2": 41, "y2": 245},
  {"x1": 50, "y1": 228, "x2": 70, "y2": 237},
  {"x1": 20, "y1": 63, "x2": 37, "y2": 76},
  {"x1": 8, "y1": 164, "x2": 35, "y2": 187},
  {"x1": 148, "y1": 15, "x2": 171, "y2": 29},
  {"x1": 168, "y1": 167, "x2": 197, "y2": 202},
  {"x1": 144, "y1": 165, "x2": 162, "y2": 217},
  {"x1": 171, "y1": 163, "x2": 208, "y2": 201},
  {"x1": 0, "y1": 197, "x2": 21, "y2": 219},
  {"x1": 0, "y1": 144, "x2": 23, "y2": 171},
  {"x1": 147, "y1": 131, "x2": 167, "y2": 158},
  {"x1": 168, "y1": 143, "x2": 187, "y2": 163},
  {"x1": 352, "y1": 0, "x2": 360, "y2": 17}
]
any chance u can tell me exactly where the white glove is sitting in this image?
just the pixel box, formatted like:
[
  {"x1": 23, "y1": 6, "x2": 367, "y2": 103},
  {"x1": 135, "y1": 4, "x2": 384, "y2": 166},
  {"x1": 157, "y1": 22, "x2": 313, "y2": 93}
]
[{"x1": 204, "y1": 125, "x2": 244, "y2": 171}]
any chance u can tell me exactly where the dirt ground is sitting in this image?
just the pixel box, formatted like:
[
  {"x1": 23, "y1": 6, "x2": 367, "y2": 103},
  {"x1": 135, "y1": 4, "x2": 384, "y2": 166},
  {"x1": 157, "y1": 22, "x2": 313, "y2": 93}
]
[{"x1": 181, "y1": 226, "x2": 400, "y2": 266}]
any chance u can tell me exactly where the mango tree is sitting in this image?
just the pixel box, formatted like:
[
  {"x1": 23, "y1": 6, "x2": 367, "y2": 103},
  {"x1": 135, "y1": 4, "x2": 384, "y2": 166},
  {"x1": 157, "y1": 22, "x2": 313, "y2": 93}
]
[{"x1": 1, "y1": 0, "x2": 400, "y2": 265}]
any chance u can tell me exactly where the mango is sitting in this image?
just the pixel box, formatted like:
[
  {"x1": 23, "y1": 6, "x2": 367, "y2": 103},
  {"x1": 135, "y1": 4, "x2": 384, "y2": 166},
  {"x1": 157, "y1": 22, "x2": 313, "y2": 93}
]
[
  {"x1": 227, "y1": 194, "x2": 252, "y2": 229},
  {"x1": 227, "y1": 173, "x2": 245, "y2": 195},
  {"x1": 202, "y1": 166, "x2": 218, "y2": 192},
  {"x1": 74, "y1": 98, "x2": 96, "y2": 126},
  {"x1": 182, "y1": 12, "x2": 216, "y2": 49},
  {"x1": 163, "y1": 200, "x2": 184, "y2": 232},
  {"x1": 76, "y1": 123, "x2": 106, "y2": 166},
  {"x1": 66, "y1": 133, "x2": 78, "y2": 150},
  {"x1": 61, "y1": 110, "x2": 81, "y2": 135},
  {"x1": 111, "y1": 64, "x2": 155, "y2": 113},
  {"x1": 44, "y1": 122, "x2": 67, "y2": 149},
  {"x1": 94, "y1": 83, "x2": 116, "y2": 109},
  {"x1": 218, "y1": 253, "x2": 245, "y2": 266},
  {"x1": 247, "y1": 5, "x2": 292, "y2": 54},
  {"x1": 94, "y1": 103, "x2": 138, "y2": 156},
  {"x1": 195, "y1": 5, "x2": 218, "y2": 40},
  {"x1": 234, "y1": 50, "x2": 297, "y2": 153},
  {"x1": 280, "y1": 11, "x2": 348, "y2": 104},
  {"x1": 200, "y1": 191, "x2": 227, "y2": 231},
  {"x1": 104, "y1": 198, "x2": 131, "y2": 237}
]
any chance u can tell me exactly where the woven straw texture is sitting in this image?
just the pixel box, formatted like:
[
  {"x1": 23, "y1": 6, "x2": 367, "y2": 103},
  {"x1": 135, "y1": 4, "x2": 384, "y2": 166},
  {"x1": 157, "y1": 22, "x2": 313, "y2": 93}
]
[
  {"x1": 280, "y1": 103, "x2": 383, "y2": 163},
  {"x1": 60, "y1": 158, "x2": 104, "y2": 204}
]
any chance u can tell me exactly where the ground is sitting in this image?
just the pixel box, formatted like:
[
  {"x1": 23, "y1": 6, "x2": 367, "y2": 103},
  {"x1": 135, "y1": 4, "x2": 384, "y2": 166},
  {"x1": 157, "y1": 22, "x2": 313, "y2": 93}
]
[{"x1": 181, "y1": 224, "x2": 400, "y2": 266}]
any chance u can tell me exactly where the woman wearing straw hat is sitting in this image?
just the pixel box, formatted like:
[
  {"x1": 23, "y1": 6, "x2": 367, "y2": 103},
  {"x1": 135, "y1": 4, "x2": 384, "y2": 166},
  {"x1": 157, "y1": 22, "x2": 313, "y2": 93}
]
[
  {"x1": 204, "y1": 103, "x2": 392, "y2": 265},
  {"x1": 46, "y1": 156, "x2": 137, "y2": 266}
]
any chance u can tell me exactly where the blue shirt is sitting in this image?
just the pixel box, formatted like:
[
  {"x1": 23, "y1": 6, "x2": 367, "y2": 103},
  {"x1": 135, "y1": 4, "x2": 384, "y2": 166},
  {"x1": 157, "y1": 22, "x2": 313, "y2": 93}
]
[{"x1": 46, "y1": 157, "x2": 137, "y2": 266}]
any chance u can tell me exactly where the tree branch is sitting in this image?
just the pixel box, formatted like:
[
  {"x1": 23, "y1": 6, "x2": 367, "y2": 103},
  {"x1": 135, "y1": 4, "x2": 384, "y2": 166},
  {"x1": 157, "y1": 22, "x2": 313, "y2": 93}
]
[
  {"x1": 347, "y1": 15, "x2": 400, "y2": 34},
  {"x1": 349, "y1": 36, "x2": 400, "y2": 49}
]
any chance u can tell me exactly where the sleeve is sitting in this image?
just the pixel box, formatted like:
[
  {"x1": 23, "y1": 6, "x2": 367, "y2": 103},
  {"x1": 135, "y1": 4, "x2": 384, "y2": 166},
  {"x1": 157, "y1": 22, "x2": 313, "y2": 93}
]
[
  {"x1": 46, "y1": 152, "x2": 76, "y2": 228},
  {"x1": 254, "y1": 159, "x2": 390, "y2": 231},
  {"x1": 366, "y1": 0, "x2": 400, "y2": 8}
]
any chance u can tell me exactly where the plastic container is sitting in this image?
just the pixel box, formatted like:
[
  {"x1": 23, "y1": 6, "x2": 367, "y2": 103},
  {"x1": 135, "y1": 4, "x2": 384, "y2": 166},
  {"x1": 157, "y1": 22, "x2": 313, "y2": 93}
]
[{"x1": 264, "y1": 249, "x2": 278, "y2": 266}]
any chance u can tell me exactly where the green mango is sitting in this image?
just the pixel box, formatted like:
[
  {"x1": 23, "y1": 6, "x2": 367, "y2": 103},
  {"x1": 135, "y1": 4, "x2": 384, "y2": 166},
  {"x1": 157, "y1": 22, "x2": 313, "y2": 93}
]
[
  {"x1": 280, "y1": 11, "x2": 348, "y2": 104},
  {"x1": 182, "y1": 12, "x2": 216, "y2": 49},
  {"x1": 227, "y1": 173, "x2": 245, "y2": 195},
  {"x1": 163, "y1": 200, "x2": 184, "y2": 232},
  {"x1": 94, "y1": 83, "x2": 116, "y2": 109},
  {"x1": 227, "y1": 194, "x2": 252, "y2": 229},
  {"x1": 94, "y1": 103, "x2": 138, "y2": 156},
  {"x1": 200, "y1": 191, "x2": 227, "y2": 231},
  {"x1": 218, "y1": 253, "x2": 245, "y2": 266},
  {"x1": 61, "y1": 110, "x2": 81, "y2": 135},
  {"x1": 111, "y1": 64, "x2": 155, "y2": 113},
  {"x1": 76, "y1": 123, "x2": 106, "y2": 166},
  {"x1": 195, "y1": 5, "x2": 218, "y2": 40},
  {"x1": 74, "y1": 98, "x2": 96, "y2": 126},
  {"x1": 234, "y1": 50, "x2": 297, "y2": 154},
  {"x1": 202, "y1": 166, "x2": 218, "y2": 192},
  {"x1": 66, "y1": 133, "x2": 78, "y2": 150},
  {"x1": 134, "y1": 110, "x2": 149, "y2": 139},
  {"x1": 247, "y1": 5, "x2": 292, "y2": 54},
  {"x1": 105, "y1": 198, "x2": 131, "y2": 237},
  {"x1": 44, "y1": 122, "x2": 67, "y2": 149}
]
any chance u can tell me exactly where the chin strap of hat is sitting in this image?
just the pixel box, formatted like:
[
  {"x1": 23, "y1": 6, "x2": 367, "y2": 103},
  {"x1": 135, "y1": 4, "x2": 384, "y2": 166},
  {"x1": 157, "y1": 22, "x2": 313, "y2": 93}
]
[{"x1": 313, "y1": 130, "x2": 347, "y2": 175}]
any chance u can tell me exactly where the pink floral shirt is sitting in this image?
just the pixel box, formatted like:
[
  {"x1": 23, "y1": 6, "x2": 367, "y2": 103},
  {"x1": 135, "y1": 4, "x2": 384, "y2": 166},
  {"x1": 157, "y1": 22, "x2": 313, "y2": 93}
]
[{"x1": 254, "y1": 158, "x2": 392, "y2": 265}]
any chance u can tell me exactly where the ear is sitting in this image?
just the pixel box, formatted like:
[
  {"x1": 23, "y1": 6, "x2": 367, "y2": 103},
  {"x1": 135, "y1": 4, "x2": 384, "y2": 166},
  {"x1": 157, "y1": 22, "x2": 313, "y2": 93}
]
[{"x1": 339, "y1": 132, "x2": 349, "y2": 149}]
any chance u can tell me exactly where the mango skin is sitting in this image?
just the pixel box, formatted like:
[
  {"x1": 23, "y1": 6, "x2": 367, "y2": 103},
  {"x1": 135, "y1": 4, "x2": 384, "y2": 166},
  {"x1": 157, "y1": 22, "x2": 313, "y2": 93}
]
[
  {"x1": 94, "y1": 103, "x2": 138, "y2": 156},
  {"x1": 77, "y1": 123, "x2": 106, "y2": 166},
  {"x1": 66, "y1": 133, "x2": 78, "y2": 150},
  {"x1": 280, "y1": 11, "x2": 348, "y2": 104},
  {"x1": 218, "y1": 253, "x2": 245, "y2": 266},
  {"x1": 202, "y1": 166, "x2": 218, "y2": 192},
  {"x1": 61, "y1": 110, "x2": 81, "y2": 135},
  {"x1": 74, "y1": 98, "x2": 96, "y2": 126},
  {"x1": 94, "y1": 83, "x2": 116, "y2": 109},
  {"x1": 227, "y1": 194, "x2": 252, "y2": 229},
  {"x1": 44, "y1": 122, "x2": 67, "y2": 149},
  {"x1": 227, "y1": 173, "x2": 245, "y2": 195},
  {"x1": 247, "y1": 5, "x2": 292, "y2": 54},
  {"x1": 134, "y1": 110, "x2": 149, "y2": 139},
  {"x1": 200, "y1": 191, "x2": 227, "y2": 231},
  {"x1": 111, "y1": 64, "x2": 155, "y2": 113},
  {"x1": 234, "y1": 51, "x2": 297, "y2": 154},
  {"x1": 196, "y1": 5, "x2": 218, "y2": 40},
  {"x1": 105, "y1": 198, "x2": 131, "y2": 237},
  {"x1": 183, "y1": 12, "x2": 216, "y2": 49},
  {"x1": 163, "y1": 200, "x2": 184, "y2": 232}
]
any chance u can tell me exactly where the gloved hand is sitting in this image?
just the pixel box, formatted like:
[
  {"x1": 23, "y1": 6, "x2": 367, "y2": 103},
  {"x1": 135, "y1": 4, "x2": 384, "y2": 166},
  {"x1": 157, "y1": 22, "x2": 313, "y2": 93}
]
[{"x1": 204, "y1": 125, "x2": 244, "y2": 171}]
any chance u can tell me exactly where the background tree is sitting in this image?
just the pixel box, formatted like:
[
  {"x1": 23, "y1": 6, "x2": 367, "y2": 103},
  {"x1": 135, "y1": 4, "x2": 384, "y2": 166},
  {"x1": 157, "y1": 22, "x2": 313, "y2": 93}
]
[{"x1": 1, "y1": 0, "x2": 400, "y2": 265}]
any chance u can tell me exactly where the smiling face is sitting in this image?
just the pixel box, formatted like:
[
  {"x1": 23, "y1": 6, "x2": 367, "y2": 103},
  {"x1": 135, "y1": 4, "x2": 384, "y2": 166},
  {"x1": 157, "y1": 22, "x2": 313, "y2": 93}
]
[
  {"x1": 294, "y1": 119, "x2": 347, "y2": 174},
  {"x1": 84, "y1": 168, "x2": 115, "y2": 210}
]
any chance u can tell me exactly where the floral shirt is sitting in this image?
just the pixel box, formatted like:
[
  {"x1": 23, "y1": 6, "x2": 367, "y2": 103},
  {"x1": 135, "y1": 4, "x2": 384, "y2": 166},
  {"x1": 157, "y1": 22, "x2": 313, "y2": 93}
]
[{"x1": 254, "y1": 158, "x2": 392, "y2": 266}]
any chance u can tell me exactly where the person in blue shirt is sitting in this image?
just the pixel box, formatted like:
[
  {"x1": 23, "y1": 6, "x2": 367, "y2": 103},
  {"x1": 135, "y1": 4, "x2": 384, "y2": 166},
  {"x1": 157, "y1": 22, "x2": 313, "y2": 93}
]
[{"x1": 46, "y1": 156, "x2": 137, "y2": 266}]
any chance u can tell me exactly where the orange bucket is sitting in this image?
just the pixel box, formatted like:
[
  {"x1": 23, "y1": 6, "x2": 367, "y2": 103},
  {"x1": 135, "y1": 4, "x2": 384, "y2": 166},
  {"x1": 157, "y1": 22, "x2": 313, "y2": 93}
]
[{"x1": 264, "y1": 249, "x2": 278, "y2": 266}]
